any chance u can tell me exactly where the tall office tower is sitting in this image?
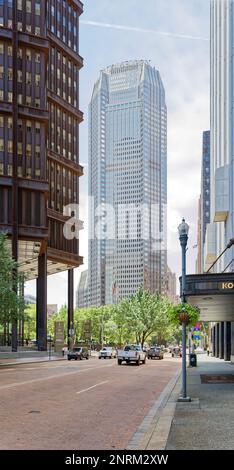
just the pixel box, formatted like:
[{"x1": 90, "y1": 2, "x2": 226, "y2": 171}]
[
  {"x1": 88, "y1": 61, "x2": 167, "y2": 306},
  {"x1": 205, "y1": 0, "x2": 234, "y2": 273},
  {"x1": 0, "y1": 1, "x2": 83, "y2": 350},
  {"x1": 166, "y1": 267, "x2": 177, "y2": 304},
  {"x1": 196, "y1": 131, "x2": 210, "y2": 273},
  {"x1": 76, "y1": 270, "x2": 89, "y2": 308}
]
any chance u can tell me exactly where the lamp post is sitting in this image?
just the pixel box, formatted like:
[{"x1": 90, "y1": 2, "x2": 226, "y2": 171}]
[{"x1": 178, "y1": 218, "x2": 191, "y2": 402}]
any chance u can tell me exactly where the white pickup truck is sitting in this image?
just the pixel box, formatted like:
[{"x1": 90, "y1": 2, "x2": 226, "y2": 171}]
[{"x1": 117, "y1": 344, "x2": 147, "y2": 366}]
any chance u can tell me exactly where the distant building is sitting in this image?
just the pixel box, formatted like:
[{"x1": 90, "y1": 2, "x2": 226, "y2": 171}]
[
  {"x1": 47, "y1": 305, "x2": 58, "y2": 320},
  {"x1": 76, "y1": 270, "x2": 90, "y2": 308},
  {"x1": 24, "y1": 295, "x2": 36, "y2": 305},
  {"x1": 88, "y1": 60, "x2": 167, "y2": 306},
  {"x1": 166, "y1": 267, "x2": 177, "y2": 304}
]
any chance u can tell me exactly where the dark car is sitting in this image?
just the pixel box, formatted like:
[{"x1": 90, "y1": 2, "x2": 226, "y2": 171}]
[
  {"x1": 67, "y1": 347, "x2": 89, "y2": 361},
  {"x1": 147, "y1": 347, "x2": 164, "y2": 360}
]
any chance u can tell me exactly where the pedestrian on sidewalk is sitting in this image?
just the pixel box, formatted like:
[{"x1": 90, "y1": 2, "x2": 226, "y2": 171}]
[{"x1": 207, "y1": 346, "x2": 210, "y2": 356}]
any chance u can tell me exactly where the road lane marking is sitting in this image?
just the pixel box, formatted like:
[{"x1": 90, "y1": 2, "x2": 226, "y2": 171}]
[
  {"x1": 0, "y1": 363, "x2": 114, "y2": 391},
  {"x1": 76, "y1": 381, "x2": 109, "y2": 395},
  {"x1": 0, "y1": 368, "x2": 16, "y2": 372}
]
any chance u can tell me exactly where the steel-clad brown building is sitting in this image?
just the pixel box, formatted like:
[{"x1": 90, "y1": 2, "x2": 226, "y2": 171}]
[{"x1": 0, "y1": 0, "x2": 83, "y2": 350}]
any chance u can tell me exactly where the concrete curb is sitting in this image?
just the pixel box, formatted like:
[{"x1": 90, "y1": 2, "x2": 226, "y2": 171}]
[
  {"x1": 126, "y1": 368, "x2": 181, "y2": 450},
  {"x1": 0, "y1": 357, "x2": 66, "y2": 366},
  {"x1": 0, "y1": 355, "x2": 97, "y2": 367}
]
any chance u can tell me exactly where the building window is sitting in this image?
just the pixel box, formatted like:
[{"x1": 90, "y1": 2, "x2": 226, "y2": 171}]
[
  {"x1": 8, "y1": 140, "x2": 13, "y2": 153},
  {"x1": 26, "y1": 0, "x2": 31, "y2": 13}
]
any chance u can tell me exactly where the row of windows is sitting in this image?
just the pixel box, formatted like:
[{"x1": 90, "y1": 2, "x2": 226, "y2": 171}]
[
  {"x1": 0, "y1": 0, "x2": 43, "y2": 36},
  {"x1": 49, "y1": 103, "x2": 79, "y2": 162},
  {"x1": 49, "y1": 47, "x2": 78, "y2": 106},
  {"x1": 0, "y1": 115, "x2": 45, "y2": 179},
  {"x1": 49, "y1": 162, "x2": 78, "y2": 211},
  {"x1": 0, "y1": 41, "x2": 12, "y2": 101},
  {"x1": 49, "y1": 218, "x2": 78, "y2": 253},
  {"x1": 0, "y1": 47, "x2": 45, "y2": 108},
  {"x1": 48, "y1": 0, "x2": 79, "y2": 53}
]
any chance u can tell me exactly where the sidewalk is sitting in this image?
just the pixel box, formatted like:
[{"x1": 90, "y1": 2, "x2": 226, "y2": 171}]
[
  {"x1": 0, "y1": 355, "x2": 66, "y2": 366},
  {"x1": 166, "y1": 355, "x2": 234, "y2": 450}
]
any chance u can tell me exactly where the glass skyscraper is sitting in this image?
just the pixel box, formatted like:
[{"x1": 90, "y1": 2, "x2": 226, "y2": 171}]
[{"x1": 87, "y1": 60, "x2": 167, "y2": 306}]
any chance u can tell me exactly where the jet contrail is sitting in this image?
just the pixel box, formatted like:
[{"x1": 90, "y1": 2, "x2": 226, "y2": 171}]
[{"x1": 80, "y1": 20, "x2": 209, "y2": 42}]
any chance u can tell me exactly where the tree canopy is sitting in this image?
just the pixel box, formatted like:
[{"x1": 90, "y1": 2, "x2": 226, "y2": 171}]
[{"x1": 0, "y1": 233, "x2": 27, "y2": 326}]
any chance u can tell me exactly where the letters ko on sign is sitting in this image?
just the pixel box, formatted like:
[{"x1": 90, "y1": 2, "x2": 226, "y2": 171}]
[{"x1": 221, "y1": 282, "x2": 234, "y2": 289}]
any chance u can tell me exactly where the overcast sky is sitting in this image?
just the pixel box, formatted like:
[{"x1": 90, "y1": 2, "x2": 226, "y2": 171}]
[{"x1": 26, "y1": 0, "x2": 210, "y2": 306}]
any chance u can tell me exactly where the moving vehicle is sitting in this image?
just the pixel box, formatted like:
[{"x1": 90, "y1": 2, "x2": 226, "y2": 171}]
[
  {"x1": 67, "y1": 347, "x2": 89, "y2": 360},
  {"x1": 117, "y1": 344, "x2": 147, "y2": 365},
  {"x1": 147, "y1": 346, "x2": 164, "y2": 360},
  {"x1": 99, "y1": 347, "x2": 116, "y2": 359},
  {"x1": 171, "y1": 346, "x2": 182, "y2": 358}
]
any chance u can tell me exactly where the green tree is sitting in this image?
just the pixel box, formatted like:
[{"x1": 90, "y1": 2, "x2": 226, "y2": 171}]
[
  {"x1": 116, "y1": 288, "x2": 174, "y2": 348},
  {"x1": 0, "y1": 233, "x2": 27, "y2": 349}
]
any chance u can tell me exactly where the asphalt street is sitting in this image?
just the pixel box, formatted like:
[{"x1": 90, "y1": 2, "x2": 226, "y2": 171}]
[{"x1": 0, "y1": 356, "x2": 180, "y2": 450}]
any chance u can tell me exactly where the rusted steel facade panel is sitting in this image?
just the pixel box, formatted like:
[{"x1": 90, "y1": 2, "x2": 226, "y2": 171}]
[{"x1": 0, "y1": 0, "x2": 83, "y2": 267}]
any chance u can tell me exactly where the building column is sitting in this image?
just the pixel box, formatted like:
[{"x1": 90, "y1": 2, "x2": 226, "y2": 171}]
[
  {"x1": 219, "y1": 322, "x2": 224, "y2": 359},
  {"x1": 212, "y1": 326, "x2": 216, "y2": 356},
  {"x1": 224, "y1": 322, "x2": 231, "y2": 361},
  {"x1": 37, "y1": 253, "x2": 47, "y2": 351},
  {"x1": 68, "y1": 269, "x2": 74, "y2": 350},
  {"x1": 11, "y1": 0, "x2": 19, "y2": 353},
  {"x1": 215, "y1": 323, "x2": 219, "y2": 358},
  {"x1": 231, "y1": 322, "x2": 234, "y2": 364},
  {"x1": 36, "y1": 278, "x2": 39, "y2": 343}
]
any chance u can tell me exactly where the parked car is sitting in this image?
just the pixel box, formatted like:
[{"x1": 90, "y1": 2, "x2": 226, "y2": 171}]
[
  {"x1": 67, "y1": 347, "x2": 89, "y2": 360},
  {"x1": 148, "y1": 346, "x2": 164, "y2": 360},
  {"x1": 171, "y1": 346, "x2": 182, "y2": 358},
  {"x1": 99, "y1": 347, "x2": 116, "y2": 359},
  {"x1": 117, "y1": 344, "x2": 147, "y2": 365}
]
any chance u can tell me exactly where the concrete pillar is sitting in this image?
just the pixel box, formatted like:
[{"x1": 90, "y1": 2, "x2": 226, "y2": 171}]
[
  {"x1": 212, "y1": 326, "x2": 216, "y2": 356},
  {"x1": 67, "y1": 269, "x2": 74, "y2": 350},
  {"x1": 215, "y1": 323, "x2": 219, "y2": 358},
  {"x1": 219, "y1": 322, "x2": 224, "y2": 359},
  {"x1": 231, "y1": 322, "x2": 234, "y2": 364},
  {"x1": 37, "y1": 253, "x2": 47, "y2": 351},
  {"x1": 224, "y1": 322, "x2": 231, "y2": 361}
]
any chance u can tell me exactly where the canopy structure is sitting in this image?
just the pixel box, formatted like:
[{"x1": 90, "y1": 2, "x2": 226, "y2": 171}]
[{"x1": 180, "y1": 273, "x2": 234, "y2": 322}]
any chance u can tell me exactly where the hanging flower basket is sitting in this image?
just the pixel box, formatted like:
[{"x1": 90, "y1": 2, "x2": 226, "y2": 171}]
[
  {"x1": 168, "y1": 303, "x2": 200, "y2": 327},
  {"x1": 178, "y1": 311, "x2": 189, "y2": 324}
]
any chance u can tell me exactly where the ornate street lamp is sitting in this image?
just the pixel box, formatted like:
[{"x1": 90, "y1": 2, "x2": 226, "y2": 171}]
[{"x1": 178, "y1": 218, "x2": 191, "y2": 402}]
